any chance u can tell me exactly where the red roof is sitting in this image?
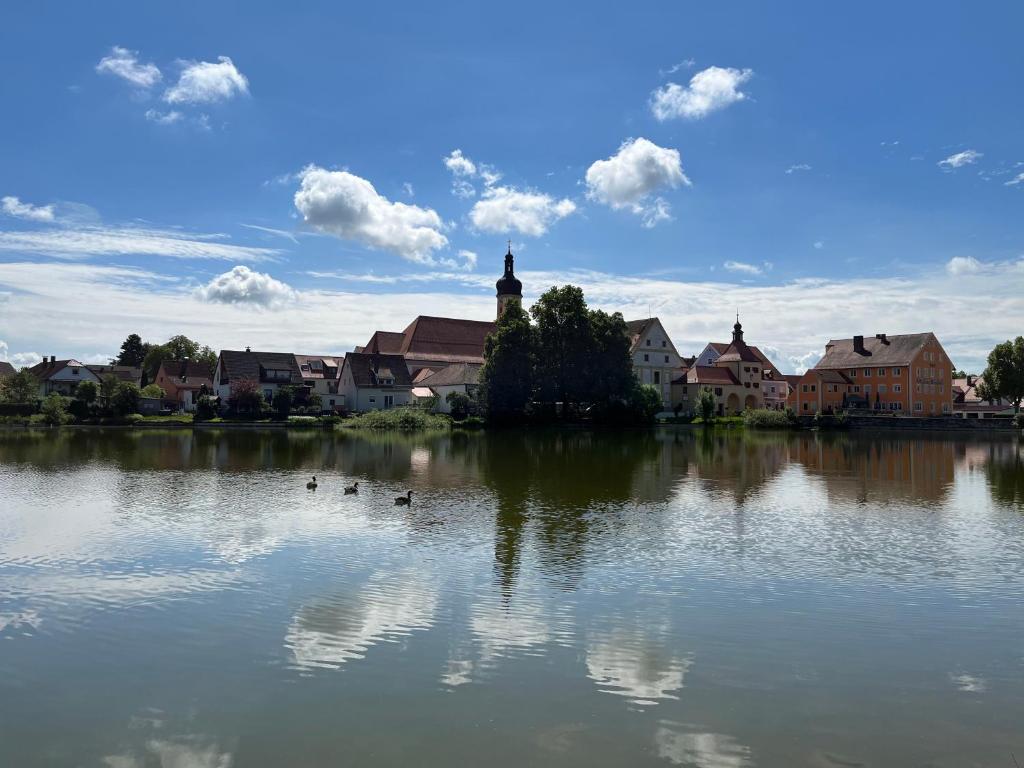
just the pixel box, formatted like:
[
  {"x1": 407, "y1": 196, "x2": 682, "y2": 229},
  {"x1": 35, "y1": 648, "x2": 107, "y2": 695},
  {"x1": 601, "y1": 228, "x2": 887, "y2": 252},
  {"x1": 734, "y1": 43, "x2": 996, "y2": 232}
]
[{"x1": 687, "y1": 366, "x2": 740, "y2": 385}]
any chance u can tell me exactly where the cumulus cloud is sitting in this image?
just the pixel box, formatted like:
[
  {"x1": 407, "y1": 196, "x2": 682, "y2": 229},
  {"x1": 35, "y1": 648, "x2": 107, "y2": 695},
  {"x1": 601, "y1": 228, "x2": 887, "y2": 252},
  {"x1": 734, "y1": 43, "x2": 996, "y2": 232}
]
[
  {"x1": 2, "y1": 196, "x2": 55, "y2": 223},
  {"x1": 0, "y1": 225, "x2": 279, "y2": 261},
  {"x1": 788, "y1": 350, "x2": 823, "y2": 375},
  {"x1": 164, "y1": 56, "x2": 249, "y2": 104},
  {"x1": 469, "y1": 187, "x2": 576, "y2": 237},
  {"x1": 651, "y1": 66, "x2": 753, "y2": 121},
  {"x1": 723, "y1": 260, "x2": 770, "y2": 276},
  {"x1": 442, "y1": 149, "x2": 503, "y2": 198},
  {"x1": 585, "y1": 138, "x2": 689, "y2": 227},
  {"x1": 938, "y1": 149, "x2": 982, "y2": 170},
  {"x1": 144, "y1": 109, "x2": 183, "y2": 125},
  {"x1": 294, "y1": 165, "x2": 449, "y2": 263},
  {"x1": 95, "y1": 46, "x2": 162, "y2": 88},
  {"x1": 443, "y1": 149, "x2": 476, "y2": 177},
  {"x1": 946, "y1": 255, "x2": 982, "y2": 275},
  {"x1": 194, "y1": 265, "x2": 297, "y2": 308}
]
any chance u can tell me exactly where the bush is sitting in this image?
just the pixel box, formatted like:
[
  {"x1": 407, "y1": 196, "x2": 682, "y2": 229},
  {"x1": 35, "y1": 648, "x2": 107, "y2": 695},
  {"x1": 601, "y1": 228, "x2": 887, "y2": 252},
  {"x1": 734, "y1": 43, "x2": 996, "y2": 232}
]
[
  {"x1": 344, "y1": 407, "x2": 451, "y2": 431},
  {"x1": 140, "y1": 384, "x2": 165, "y2": 399},
  {"x1": 123, "y1": 413, "x2": 144, "y2": 425},
  {"x1": 743, "y1": 408, "x2": 798, "y2": 429},
  {"x1": 272, "y1": 387, "x2": 294, "y2": 420},
  {"x1": 40, "y1": 393, "x2": 71, "y2": 425},
  {"x1": 446, "y1": 391, "x2": 473, "y2": 421},
  {"x1": 111, "y1": 382, "x2": 141, "y2": 417},
  {"x1": 0, "y1": 402, "x2": 37, "y2": 417},
  {"x1": 195, "y1": 396, "x2": 218, "y2": 421},
  {"x1": 75, "y1": 380, "x2": 99, "y2": 404},
  {"x1": 630, "y1": 384, "x2": 663, "y2": 423},
  {"x1": 227, "y1": 378, "x2": 265, "y2": 417},
  {"x1": 696, "y1": 388, "x2": 717, "y2": 425},
  {"x1": 321, "y1": 414, "x2": 342, "y2": 428},
  {"x1": 455, "y1": 415, "x2": 486, "y2": 429}
]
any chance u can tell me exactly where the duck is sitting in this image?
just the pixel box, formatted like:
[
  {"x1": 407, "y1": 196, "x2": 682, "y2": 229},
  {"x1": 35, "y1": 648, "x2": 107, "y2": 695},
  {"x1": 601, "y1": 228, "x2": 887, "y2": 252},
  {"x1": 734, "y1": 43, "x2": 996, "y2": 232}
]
[
  {"x1": 306, "y1": 475, "x2": 318, "y2": 490},
  {"x1": 344, "y1": 482, "x2": 359, "y2": 495},
  {"x1": 394, "y1": 490, "x2": 412, "y2": 506}
]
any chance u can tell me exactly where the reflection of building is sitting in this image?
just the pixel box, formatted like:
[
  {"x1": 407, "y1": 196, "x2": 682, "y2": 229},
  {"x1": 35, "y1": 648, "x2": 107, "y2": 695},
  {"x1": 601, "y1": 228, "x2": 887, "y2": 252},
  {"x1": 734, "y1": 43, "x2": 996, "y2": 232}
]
[{"x1": 673, "y1": 319, "x2": 766, "y2": 416}]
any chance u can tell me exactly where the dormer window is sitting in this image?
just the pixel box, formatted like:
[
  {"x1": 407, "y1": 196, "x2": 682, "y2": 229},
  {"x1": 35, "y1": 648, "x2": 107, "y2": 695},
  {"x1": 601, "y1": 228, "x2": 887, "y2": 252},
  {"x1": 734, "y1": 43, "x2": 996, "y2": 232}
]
[
  {"x1": 378, "y1": 377, "x2": 394, "y2": 386},
  {"x1": 71, "y1": 367, "x2": 79, "y2": 375}
]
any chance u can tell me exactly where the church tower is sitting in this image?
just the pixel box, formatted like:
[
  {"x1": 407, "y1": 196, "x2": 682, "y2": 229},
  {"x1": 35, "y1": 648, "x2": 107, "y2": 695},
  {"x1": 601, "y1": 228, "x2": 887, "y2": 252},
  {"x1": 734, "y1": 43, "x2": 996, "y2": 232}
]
[{"x1": 495, "y1": 243, "x2": 523, "y2": 319}]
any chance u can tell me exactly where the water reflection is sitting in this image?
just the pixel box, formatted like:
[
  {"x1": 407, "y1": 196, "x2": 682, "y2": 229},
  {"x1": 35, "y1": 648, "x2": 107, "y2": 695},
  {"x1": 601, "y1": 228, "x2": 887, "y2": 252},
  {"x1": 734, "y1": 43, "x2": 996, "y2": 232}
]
[
  {"x1": 655, "y1": 722, "x2": 752, "y2": 768},
  {"x1": 586, "y1": 625, "x2": 693, "y2": 706}
]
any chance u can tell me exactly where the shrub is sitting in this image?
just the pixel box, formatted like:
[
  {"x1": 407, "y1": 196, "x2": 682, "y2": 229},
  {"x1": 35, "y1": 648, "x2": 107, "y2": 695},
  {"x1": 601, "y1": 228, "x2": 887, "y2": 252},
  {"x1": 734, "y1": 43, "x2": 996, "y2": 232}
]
[
  {"x1": 321, "y1": 414, "x2": 341, "y2": 428},
  {"x1": 696, "y1": 389, "x2": 717, "y2": 425},
  {"x1": 630, "y1": 384, "x2": 663, "y2": 423},
  {"x1": 140, "y1": 384, "x2": 165, "y2": 399},
  {"x1": 0, "y1": 369, "x2": 38, "y2": 404},
  {"x1": 111, "y1": 382, "x2": 141, "y2": 417},
  {"x1": 742, "y1": 408, "x2": 796, "y2": 429},
  {"x1": 834, "y1": 410, "x2": 850, "y2": 428},
  {"x1": 456, "y1": 415, "x2": 486, "y2": 429},
  {"x1": 123, "y1": 413, "x2": 144, "y2": 425},
  {"x1": 40, "y1": 393, "x2": 71, "y2": 425},
  {"x1": 227, "y1": 378, "x2": 265, "y2": 417},
  {"x1": 272, "y1": 387, "x2": 294, "y2": 419},
  {"x1": 446, "y1": 391, "x2": 472, "y2": 421},
  {"x1": 75, "y1": 380, "x2": 99, "y2": 404},
  {"x1": 344, "y1": 407, "x2": 450, "y2": 431},
  {"x1": 195, "y1": 396, "x2": 218, "y2": 421}
]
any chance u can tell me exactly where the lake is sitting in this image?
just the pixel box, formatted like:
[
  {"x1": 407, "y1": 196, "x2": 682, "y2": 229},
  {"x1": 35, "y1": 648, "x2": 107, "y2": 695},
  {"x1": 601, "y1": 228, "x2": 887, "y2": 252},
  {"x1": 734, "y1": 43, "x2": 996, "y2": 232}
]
[{"x1": 0, "y1": 427, "x2": 1022, "y2": 767}]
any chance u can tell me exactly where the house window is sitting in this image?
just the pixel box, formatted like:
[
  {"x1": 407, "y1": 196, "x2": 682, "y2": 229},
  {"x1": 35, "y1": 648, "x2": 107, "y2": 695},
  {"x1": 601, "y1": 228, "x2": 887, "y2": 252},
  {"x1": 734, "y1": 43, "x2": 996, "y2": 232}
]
[
  {"x1": 877, "y1": 368, "x2": 886, "y2": 376},
  {"x1": 864, "y1": 385, "x2": 871, "y2": 396},
  {"x1": 72, "y1": 368, "x2": 80, "y2": 375},
  {"x1": 893, "y1": 368, "x2": 901, "y2": 376},
  {"x1": 894, "y1": 384, "x2": 902, "y2": 393},
  {"x1": 264, "y1": 389, "x2": 273, "y2": 400},
  {"x1": 653, "y1": 371, "x2": 661, "y2": 384},
  {"x1": 849, "y1": 369, "x2": 856, "y2": 377},
  {"x1": 863, "y1": 368, "x2": 871, "y2": 377},
  {"x1": 802, "y1": 384, "x2": 808, "y2": 392},
  {"x1": 378, "y1": 377, "x2": 394, "y2": 386},
  {"x1": 714, "y1": 387, "x2": 723, "y2": 396},
  {"x1": 661, "y1": 340, "x2": 666, "y2": 347},
  {"x1": 753, "y1": 382, "x2": 759, "y2": 388},
  {"x1": 853, "y1": 385, "x2": 860, "y2": 393},
  {"x1": 879, "y1": 384, "x2": 887, "y2": 394},
  {"x1": 329, "y1": 399, "x2": 335, "y2": 405},
  {"x1": 643, "y1": 354, "x2": 649, "y2": 362},
  {"x1": 810, "y1": 384, "x2": 817, "y2": 392},
  {"x1": 664, "y1": 355, "x2": 669, "y2": 363},
  {"x1": 384, "y1": 395, "x2": 394, "y2": 409},
  {"x1": 942, "y1": 403, "x2": 950, "y2": 413},
  {"x1": 803, "y1": 402, "x2": 809, "y2": 411},
  {"x1": 369, "y1": 397, "x2": 376, "y2": 404},
  {"x1": 646, "y1": 339, "x2": 651, "y2": 346},
  {"x1": 914, "y1": 401, "x2": 923, "y2": 411}
]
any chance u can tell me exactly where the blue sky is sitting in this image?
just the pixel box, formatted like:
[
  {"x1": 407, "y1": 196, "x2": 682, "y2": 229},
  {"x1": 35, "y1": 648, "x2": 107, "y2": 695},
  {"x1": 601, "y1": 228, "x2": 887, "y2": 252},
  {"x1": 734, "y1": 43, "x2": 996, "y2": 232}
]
[{"x1": 1, "y1": 1, "x2": 1022, "y2": 373}]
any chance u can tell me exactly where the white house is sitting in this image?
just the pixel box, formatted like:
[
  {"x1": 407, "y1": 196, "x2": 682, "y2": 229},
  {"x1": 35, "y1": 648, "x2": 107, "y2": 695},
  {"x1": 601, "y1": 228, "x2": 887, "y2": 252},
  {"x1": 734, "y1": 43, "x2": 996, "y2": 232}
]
[
  {"x1": 294, "y1": 354, "x2": 344, "y2": 413},
  {"x1": 624, "y1": 318, "x2": 686, "y2": 407},
  {"x1": 27, "y1": 357, "x2": 101, "y2": 397},
  {"x1": 415, "y1": 363, "x2": 481, "y2": 413},
  {"x1": 694, "y1": 333, "x2": 789, "y2": 410},
  {"x1": 339, "y1": 352, "x2": 413, "y2": 412},
  {"x1": 213, "y1": 349, "x2": 303, "y2": 405}
]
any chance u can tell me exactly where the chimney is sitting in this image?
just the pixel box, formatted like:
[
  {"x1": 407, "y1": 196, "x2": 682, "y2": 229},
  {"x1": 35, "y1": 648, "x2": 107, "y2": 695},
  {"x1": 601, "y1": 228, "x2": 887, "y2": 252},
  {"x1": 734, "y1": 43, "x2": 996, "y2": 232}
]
[
  {"x1": 50, "y1": 355, "x2": 56, "y2": 363},
  {"x1": 245, "y1": 346, "x2": 251, "y2": 353},
  {"x1": 967, "y1": 374, "x2": 975, "y2": 387},
  {"x1": 853, "y1": 335, "x2": 865, "y2": 354},
  {"x1": 875, "y1": 333, "x2": 889, "y2": 345}
]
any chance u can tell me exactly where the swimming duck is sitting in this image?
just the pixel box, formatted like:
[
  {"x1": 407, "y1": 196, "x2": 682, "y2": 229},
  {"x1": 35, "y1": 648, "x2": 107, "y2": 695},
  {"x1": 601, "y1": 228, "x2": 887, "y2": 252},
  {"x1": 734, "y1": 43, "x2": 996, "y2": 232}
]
[
  {"x1": 394, "y1": 490, "x2": 412, "y2": 506},
  {"x1": 344, "y1": 482, "x2": 359, "y2": 495},
  {"x1": 306, "y1": 476, "x2": 318, "y2": 490}
]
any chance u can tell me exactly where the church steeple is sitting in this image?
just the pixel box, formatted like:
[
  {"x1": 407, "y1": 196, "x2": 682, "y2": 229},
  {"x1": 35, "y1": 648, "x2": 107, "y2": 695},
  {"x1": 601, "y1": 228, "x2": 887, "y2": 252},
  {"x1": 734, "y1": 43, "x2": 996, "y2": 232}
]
[
  {"x1": 495, "y1": 242, "x2": 523, "y2": 319},
  {"x1": 732, "y1": 313, "x2": 744, "y2": 344}
]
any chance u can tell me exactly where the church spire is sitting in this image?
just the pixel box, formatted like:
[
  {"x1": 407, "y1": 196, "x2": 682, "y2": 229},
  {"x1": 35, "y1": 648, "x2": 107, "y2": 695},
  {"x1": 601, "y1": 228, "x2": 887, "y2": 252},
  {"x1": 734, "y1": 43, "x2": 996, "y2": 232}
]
[
  {"x1": 732, "y1": 313, "x2": 744, "y2": 343},
  {"x1": 496, "y1": 243, "x2": 523, "y2": 319}
]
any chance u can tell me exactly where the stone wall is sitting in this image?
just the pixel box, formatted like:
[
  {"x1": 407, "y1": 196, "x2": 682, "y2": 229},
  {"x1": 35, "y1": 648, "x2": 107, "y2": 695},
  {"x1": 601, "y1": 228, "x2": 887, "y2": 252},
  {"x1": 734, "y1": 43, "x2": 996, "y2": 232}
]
[{"x1": 799, "y1": 414, "x2": 1018, "y2": 431}]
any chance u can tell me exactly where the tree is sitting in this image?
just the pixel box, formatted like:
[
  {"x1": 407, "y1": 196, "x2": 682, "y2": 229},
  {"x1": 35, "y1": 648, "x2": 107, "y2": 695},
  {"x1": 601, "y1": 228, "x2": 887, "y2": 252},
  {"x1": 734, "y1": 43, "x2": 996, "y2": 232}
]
[
  {"x1": 697, "y1": 388, "x2": 717, "y2": 424},
  {"x1": 0, "y1": 369, "x2": 38, "y2": 403},
  {"x1": 446, "y1": 391, "x2": 473, "y2": 421},
  {"x1": 114, "y1": 333, "x2": 149, "y2": 367},
  {"x1": 40, "y1": 393, "x2": 70, "y2": 425},
  {"x1": 272, "y1": 386, "x2": 294, "y2": 419},
  {"x1": 228, "y1": 378, "x2": 265, "y2": 417},
  {"x1": 587, "y1": 309, "x2": 635, "y2": 405},
  {"x1": 530, "y1": 285, "x2": 593, "y2": 408},
  {"x1": 481, "y1": 302, "x2": 534, "y2": 421},
  {"x1": 111, "y1": 381, "x2": 141, "y2": 417},
  {"x1": 141, "y1": 335, "x2": 214, "y2": 381},
  {"x1": 195, "y1": 395, "x2": 218, "y2": 421},
  {"x1": 982, "y1": 336, "x2": 1024, "y2": 413},
  {"x1": 629, "y1": 384, "x2": 663, "y2": 423},
  {"x1": 99, "y1": 374, "x2": 120, "y2": 401},
  {"x1": 951, "y1": 369, "x2": 967, "y2": 379},
  {"x1": 140, "y1": 384, "x2": 165, "y2": 399},
  {"x1": 74, "y1": 380, "x2": 98, "y2": 404}
]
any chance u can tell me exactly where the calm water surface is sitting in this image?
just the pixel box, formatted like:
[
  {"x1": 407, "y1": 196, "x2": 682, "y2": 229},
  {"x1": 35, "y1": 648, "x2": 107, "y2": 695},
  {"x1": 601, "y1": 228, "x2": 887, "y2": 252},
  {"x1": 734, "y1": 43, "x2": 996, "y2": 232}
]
[{"x1": 1, "y1": 428, "x2": 1022, "y2": 767}]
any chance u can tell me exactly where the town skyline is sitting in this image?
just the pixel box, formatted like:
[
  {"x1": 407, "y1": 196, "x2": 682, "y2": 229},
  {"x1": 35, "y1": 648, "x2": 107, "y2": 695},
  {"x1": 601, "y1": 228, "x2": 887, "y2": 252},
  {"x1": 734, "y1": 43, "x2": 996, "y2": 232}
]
[{"x1": 2, "y1": 2, "x2": 1023, "y2": 374}]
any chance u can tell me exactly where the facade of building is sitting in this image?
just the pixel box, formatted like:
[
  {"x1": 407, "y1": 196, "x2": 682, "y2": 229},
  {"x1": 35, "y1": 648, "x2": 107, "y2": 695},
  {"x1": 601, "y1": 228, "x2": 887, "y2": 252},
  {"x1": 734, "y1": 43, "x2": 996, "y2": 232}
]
[
  {"x1": 27, "y1": 357, "x2": 101, "y2": 397},
  {"x1": 294, "y1": 354, "x2": 344, "y2": 412},
  {"x1": 155, "y1": 360, "x2": 213, "y2": 412},
  {"x1": 693, "y1": 333, "x2": 788, "y2": 410},
  {"x1": 672, "y1": 320, "x2": 766, "y2": 415},
  {"x1": 624, "y1": 317, "x2": 685, "y2": 408},
  {"x1": 213, "y1": 349, "x2": 304, "y2": 404},
  {"x1": 952, "y1": 375, "x2": 1015, "y2": 419},
  {"x1": 811, "y1": 332, "x2": 954, "y2": 415},
  {"x1": 787, "y1": 368, "x2": 856, "y2": 414},
  {"x1": 338, "y1": 352, "x2": 413, "y2": 411},
  {"x1": 414, "y1": 363, "x2": 481, "y2": 413}
]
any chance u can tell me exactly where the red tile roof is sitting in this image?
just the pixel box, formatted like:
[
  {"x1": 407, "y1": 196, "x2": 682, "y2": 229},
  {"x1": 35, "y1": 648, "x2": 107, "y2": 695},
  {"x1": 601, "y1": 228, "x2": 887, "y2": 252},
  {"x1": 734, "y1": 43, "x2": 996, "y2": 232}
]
[{"x1": 687, "y1": 366, "x2": 740, "y2": 385}]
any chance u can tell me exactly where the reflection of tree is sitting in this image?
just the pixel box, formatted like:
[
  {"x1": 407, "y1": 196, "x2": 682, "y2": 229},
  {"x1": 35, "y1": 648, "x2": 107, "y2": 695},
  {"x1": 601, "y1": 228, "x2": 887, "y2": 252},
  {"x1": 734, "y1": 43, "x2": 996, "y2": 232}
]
[{"x1": 984, "y1": 442, "x2": 1024, "y2": 508}]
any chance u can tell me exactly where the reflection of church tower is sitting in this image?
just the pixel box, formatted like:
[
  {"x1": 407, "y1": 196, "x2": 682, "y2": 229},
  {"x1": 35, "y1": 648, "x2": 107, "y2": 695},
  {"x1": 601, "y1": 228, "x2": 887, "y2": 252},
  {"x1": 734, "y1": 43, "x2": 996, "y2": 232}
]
[{"x1": 495, "y1": 243, "x2": 523, "y2": 319}]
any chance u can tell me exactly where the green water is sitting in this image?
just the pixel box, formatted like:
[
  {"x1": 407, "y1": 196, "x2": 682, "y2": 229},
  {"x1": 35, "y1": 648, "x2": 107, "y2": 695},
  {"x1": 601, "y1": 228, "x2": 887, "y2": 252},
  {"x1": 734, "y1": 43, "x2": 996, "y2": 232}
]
[{"x1": 0, "y1": 428, "x2": 1022, "y2": 766}]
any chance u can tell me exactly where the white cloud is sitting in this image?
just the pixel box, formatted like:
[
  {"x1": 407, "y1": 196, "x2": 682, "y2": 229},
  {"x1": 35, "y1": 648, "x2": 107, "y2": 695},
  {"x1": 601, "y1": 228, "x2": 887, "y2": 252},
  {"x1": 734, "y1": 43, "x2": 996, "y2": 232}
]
[
  {"x1": 294, "y1": 165, "x2": 449, "y2": 263},
  {"x1": 660, "y1": 58, "x2": 696, "y2": 76},
  {"x1": 164, "y1": 56, "x2": 249, "y2": 104},
  {"x1": 723, "y1": 260, "x2": 768, "y2": 276},
  {"x1": 95, "y1": 46, "x2": 162, "y2": 88},
  {"x1": 452, "y1": 249, "x2": 478, "y2": 271},
  {"x1": 788, "y1": 350, "x2": 822, "y2": 375},
  {"x1": 402, "y1": 182, "x2": 415, "y2": 197},
  {"x1": 946, "y1": 255, "x2": 982, "y2": 275},
  {"x1": 786, "y1": 164, "x2": 812, "y2": 174},
  {"x1": 144, "y1": 108, "x2": 183, "y2": 125},
  {"x1": 813, "y1": 240, "x2": 824, "y2": 249},
  {"x1": 651, "y1": 66, "x2": 753, "y2": 121},
  {"x1": 469, "y1": 186, "x2": 576, "y2": 237},
  {"x1": 2, "y1": 196, "x2": 55, "y2": 223},
  {"x1": 0, "y1": 226, "x2": 279, "y2": 262},
  {"x1": 443, "y1": 149, "x2": 476, "y2": 177},
  {"x1": 938, "y1": 149, "x2": 982, "y2": 170},
  {"x1": 194, "y1": 265, "x2": 297, "y2": 308},
  {"x1": 585, "y1": 138, "x2": 689, "y2": 227},
  {"x1": 1004, "y1": 172, "x2": 1024, "y2": 187}
]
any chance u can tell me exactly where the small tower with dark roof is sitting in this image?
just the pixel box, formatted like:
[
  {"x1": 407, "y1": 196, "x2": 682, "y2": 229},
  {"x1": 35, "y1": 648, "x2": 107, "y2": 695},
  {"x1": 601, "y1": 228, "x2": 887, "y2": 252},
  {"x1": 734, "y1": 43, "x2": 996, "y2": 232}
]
[{"x1": 495, "y1": 242, "x2": 523, "y2": 319}]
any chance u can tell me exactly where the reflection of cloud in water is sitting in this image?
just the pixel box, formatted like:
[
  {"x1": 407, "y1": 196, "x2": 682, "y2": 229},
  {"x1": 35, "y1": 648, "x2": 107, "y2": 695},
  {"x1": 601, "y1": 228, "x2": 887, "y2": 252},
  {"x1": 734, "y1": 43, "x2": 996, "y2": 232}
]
[
  {"x1": 285, "y1": 570, "x2": 437, "y2": 670},
  {"x1": 104, "y1": 738, "x2": 232, "y2": 768},
  {"x1": 469, "y1": 599, "x2": 559, "y2": 662},
  {"x1": 0, "y1": 610, "x2": 42, "y2": 634},
  {"x1": 951, "y1": 673, "x2": 987, "y2": 692},
  {"x1": 440, "y1": 658, "x2": 474, "y2": 687},
  {"x1": 586, "y1": 628, "x2": 693, "y2": 705},
  {"x1": 655, "y1": 723, "x2": 752, "y2": 768}
]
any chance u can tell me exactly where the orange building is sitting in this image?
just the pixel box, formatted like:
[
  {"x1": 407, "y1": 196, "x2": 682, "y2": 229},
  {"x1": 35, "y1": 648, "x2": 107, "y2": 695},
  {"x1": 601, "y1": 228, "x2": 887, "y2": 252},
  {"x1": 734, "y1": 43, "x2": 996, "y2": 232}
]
[
  {"x1": 794, "y1": 332, "x2": 954, "y2": 416},
  {"x1": 787, "y1": 368, "x2": 856, "y2": 414}
]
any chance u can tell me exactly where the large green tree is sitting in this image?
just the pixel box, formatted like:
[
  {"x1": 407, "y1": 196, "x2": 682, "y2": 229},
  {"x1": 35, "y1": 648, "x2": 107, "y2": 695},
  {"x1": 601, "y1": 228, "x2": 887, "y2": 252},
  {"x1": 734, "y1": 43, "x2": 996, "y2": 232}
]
[
  {"x1": 142, "y1": 335, "x2": 217, "y2": 381},
  {"x1": 0, "y1": 369, "x2": 38, "y2": 403},
  {"x1": 586, "y1": 309, "x2": 635, "y2": 404},
  {"x1": 530, "y1": 285, "x2": 593, "y2": 408},
  {"x1": 982, "y1": 336, "x2": 1024, "y2": 413},
  {"x1": 481, "y1": 303, "x2": 534, "y2": 421},
  {"x1": 114, "y1": 333, "x2": 149, "y2": 367}
]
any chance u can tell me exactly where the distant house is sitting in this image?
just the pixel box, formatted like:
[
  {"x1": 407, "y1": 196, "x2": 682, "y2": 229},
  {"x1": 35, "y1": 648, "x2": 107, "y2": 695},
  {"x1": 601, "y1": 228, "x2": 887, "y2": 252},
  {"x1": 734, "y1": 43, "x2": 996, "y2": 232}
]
[
  {"x1": 624, "y1": 317, "x2": 685, "y2": 408},
  {"x1": 787, "y1": 369, "x2": 857, "y2": 414},
  {"x1": 671, "y1": 320, "x2": 766, "y2": 416},
  {"x1": 361, "y1": 316, "x2": 496, "y2": 378},
  {"x1": 952, "y1": 375, "x2": 1014, "y2": 419},
  {"x1": 155, "y1": 360, "x2": 213, "y2": 412},
  {"x1": 338, "y1": 353, "x2": 413, "y2": 411},
  {"x1": 694, "y1": 337, "x2": 788, "y2": 410},
  {"x1": 87, "y1": 365, "x2": 143, "y2": 388},
  {"x1": 294, "y1": 354, "x2": 344, "y2": 412},
  {"x1": 811, "y1": 332, "x2": 953, "y2": 416},
  {"x1": 27, "y1": 356, "x2": 101, "y2": 397},
  {"x1": 414, "y1": 363, "x2": 482, "y2": 413},
  {"x1": 213, "y1": 349, "x2": 303, "y2": 405},
  {"x1": 0, "y1": 361, "x2": 15, "y2": 380}
]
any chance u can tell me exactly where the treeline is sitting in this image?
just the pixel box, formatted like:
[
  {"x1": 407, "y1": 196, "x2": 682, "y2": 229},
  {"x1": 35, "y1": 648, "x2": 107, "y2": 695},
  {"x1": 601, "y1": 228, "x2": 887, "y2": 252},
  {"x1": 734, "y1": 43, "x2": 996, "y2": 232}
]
[
  {"x1": 112, "y1": 333, "x2": 217, "y2": 384},
  {"x1": 481, "y1": 285, "x2": 662, "y2": 425}
]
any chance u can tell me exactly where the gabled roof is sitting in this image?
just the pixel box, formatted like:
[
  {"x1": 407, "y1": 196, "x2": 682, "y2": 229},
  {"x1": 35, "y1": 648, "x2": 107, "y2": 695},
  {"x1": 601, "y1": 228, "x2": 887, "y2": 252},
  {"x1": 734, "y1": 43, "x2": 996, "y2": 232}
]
[
  {"x1": 704, "y1": 341, "x2": 780, "y2": 376},
  {"x1": 217, "y1": 350, "x2": 302, "y2": 383},
  {"x1": 398, "y1": 315, "x2": 496, "y2": 362},
  {"x1": 805, "y1": 368, "x2": 853, "y2": 385},
  {"x1": 88, "y1": 364, "x2": 143, "y2": 383},
  {"x1": 412, "y1": 367, "x2": 438, "y2": 384},
  {"x1": 416, "y1": 363, "x2": 481, "y2": 387},
  {"x1": 624, "y1": 316, "x2": 685, "y2": 360},
  {"x1": 157, "y1": 360, "x2": 212, "y2": 388},
  {"x1": 815, "y1": 333, "x2": 934, "y2": 369},
  {"x1": 0, "y1": 361, "x2": 17, "y2": 378},
  {"x1": 343, "y1": 353, "x2": 413, "y2": 388},
  {"x1": 294, "y1": 354, "x2": 343, "y2": 380},
  {"x1": 362, "y1": 331, "x2": 405, "y2": 355},
  {"x1": 687, "y1": 366, "x2": 740, "y2": 385},
  {"x1": 782, "y1": 374, "x2": 803, "y2": 388},
  {"x1": 716, "y1": 337, "x2": 762, "y2": 364},
  {"x1": 27, "y1": 359, "x2": 94, "y2": 381}
]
